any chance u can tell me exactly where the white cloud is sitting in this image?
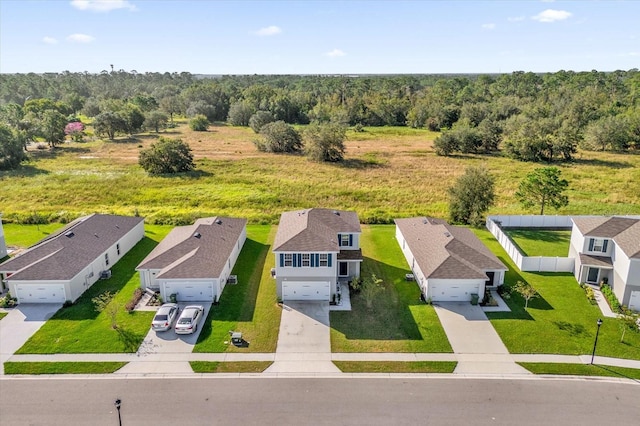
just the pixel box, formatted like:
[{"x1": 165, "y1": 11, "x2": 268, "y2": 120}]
[
  {"x1": 254, "y1": 26, "x2": 282, "y2": 36},
  {"x1": 43, "y1": 36, "x2": 58, "y2": 44},
  {"x1": 532, "y1": 9, "x2": 572, "y2": 23},
  {"x1": 325, "y1": 49, "x2": 346, "y2": 57},
  {"x1": 482, "y1": 23, "x2": 496, "y2": 30},
  {"x1": 66, "y1": 33, "x2": 95, "y2": 43},
  {"x1": 508, "y1": 16, "x2": 525, "y2": 22},
  {"x1": 70, "y1": 0, "x2": 136, "y2": 12}
]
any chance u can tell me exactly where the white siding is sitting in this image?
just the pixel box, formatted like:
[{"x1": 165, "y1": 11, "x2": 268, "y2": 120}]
[
  {"x1": 426, "y1": 278, "x2": 484, "y2": 302},
  {"x1": 0, "y1": 219, "x2": 7, "y2": 258}
]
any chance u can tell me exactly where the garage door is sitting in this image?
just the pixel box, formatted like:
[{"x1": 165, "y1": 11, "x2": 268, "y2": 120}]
[
  {"x1": 282, "y1": 281, "x2": 330, "y2": 301},
  {"x1": 629, "y1": 291, "x2": 640, "y2": 312},
  {"x1": 429, "y1": 283, "x2": 480, "y2": 302},
  {"x1": 164, "y1": 282, "x2": 214, "y2": 302},
  {"x1": 15, "y1": 284, "x2": 66, "y2": 303}
]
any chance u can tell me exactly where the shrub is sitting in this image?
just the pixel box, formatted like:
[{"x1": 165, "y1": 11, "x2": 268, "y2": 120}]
[
  {"x1": 189, "y1": 114, "x2": 209, "y2": 131},
  {"x1": 0, "y1": 292, "x2": 17, "y2": 308},
  {"x1": 254, "y1": 121, "x2": 302, "y2": 153},
  {"x1": 125, "y1": 288, "x2": 144, "y2": 312},
  {"x1": 580, "y1": 284, "x2": 597, "y2": 305},
  {"x1": 600, "y1": 284, "x2": 621, "y2": 312},
  {"x1": 249, "y1": 110, "x2": 276, "y2": 133},
  {"x1": 139, "y1": 137, "x2": 195, "y2": 175},
  {"x1": 63, "y1": 300, "x2": 74, "y2": 308}
]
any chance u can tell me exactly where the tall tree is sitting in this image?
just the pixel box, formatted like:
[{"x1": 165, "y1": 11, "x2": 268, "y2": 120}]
[
  {"x1": 39, "y1": 109, "x2": 67, "y2": 147},
  {"x1": 515, "y1": 167, "x2": 569, "y2": 215},
  {"x1": 0, "y1": 124, "x2": 27, "y2": 170},
  {"x1": 138, "y1": 137, "x2": 195, "y2": 175},
  {"x1": 448, "y1": 165, "x2": 495, "y2": 227},
  {"x1": 93, "y1": 111, "x2": 126, "y2": 140}
]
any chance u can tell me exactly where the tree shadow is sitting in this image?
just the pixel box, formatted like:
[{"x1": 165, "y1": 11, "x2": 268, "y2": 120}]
[
  {"x1": 571, "y1": 157, "x2": 633, "y2": 169},
  {"x1": 116, "y1": 327, "x2": 144, "y2": 352},
  {"x1": 330, "y1": 257, "x2": 423, "y2": 341},
  {"x1": 505, "y1": 228, "x2": 571, "y2": 244},
  {"x1": 552, "y1": 320, "x2": 589, "y2": 337},
  {"x1": 154, "y1": 169, "x2": 213, "y2": 179},
  {"x1": 594, "y1": 365, "x2": 640, "y2": 383},
  {"x1": 0, "y1": 164, "x2": 49, "y2": 177},
  {"x1": 197, "y1": 237, "x2": 270, "y2": 342},
  {"x1": 340, "y1": 158, "x2": 387, "y2": 169}
]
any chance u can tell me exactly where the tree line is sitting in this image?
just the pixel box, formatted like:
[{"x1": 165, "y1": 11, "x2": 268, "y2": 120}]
[{"x1": 1, "y1": 69, "x2": 640, "y2": 170}]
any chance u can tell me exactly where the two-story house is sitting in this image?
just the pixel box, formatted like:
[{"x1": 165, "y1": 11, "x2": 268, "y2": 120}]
[
  {"x1": 273, "y1": 208, "x2": 362, "y2": 301},
  {"x1": 569, "y1": 216, "x2": 640, "y2": 312}
]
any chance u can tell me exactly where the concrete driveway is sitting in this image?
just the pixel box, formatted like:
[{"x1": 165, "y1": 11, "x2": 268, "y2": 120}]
[
  {"x1": 265, "y1": 301, "x2": 340, "y2": 374},
  {"x1": 0, "y1": 304, "x2": 61, "y2": 374},
  {"x1": 434, "y1": 302, "x2": 530, "y2": 375},
  {"x1": 115, "y1": 302, "x2": 212, "y2": 374}
]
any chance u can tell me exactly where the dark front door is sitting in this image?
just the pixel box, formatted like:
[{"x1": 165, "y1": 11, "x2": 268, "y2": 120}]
[
  {"x1": 587, "y1": 267, "x2": 599, "y2": 283},
  {"x1": 339, "y1": 262, "x2": 349, "y2": 276},
  {"x1": 485, "y1": 271, "x2": 495, "y2": 287}
]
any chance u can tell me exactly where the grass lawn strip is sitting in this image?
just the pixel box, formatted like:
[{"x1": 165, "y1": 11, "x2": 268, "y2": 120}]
[
  {"x1": 4, "y1": 361, "x2": 127, "y2": 375},
  {"x1": 518, "y1": 362, "x2": 640, "y2": 380},
  {"x1": 503, "y1": 229, "x2": 571, "y2": 257},
  {"x1": 0, "y1": 312, "x2": 7, "y2": 321},
  {"x1": 193, "y1": 225, "x2": 280, "y2": 353},
  {"x1": 330, "y1": 225, "x2": 452, "y2": 353},
  {"x1": 189, "y1": 361, "x2": 273, "y2": 373},
  {"x1": 15, "y1": 225, "x2": 172, "y2": 354},
  {"x1": 473, "y1": 229, "x2": 640, "y2": 360},
  {"x1": 333, "y1": 361, "x2": 457, "y2": 373}
]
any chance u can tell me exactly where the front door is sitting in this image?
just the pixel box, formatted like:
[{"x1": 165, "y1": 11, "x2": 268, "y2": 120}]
[
  {"x1": 586, "y1": 267, "x2": 599, "y2": 283},
  {"x1": 485, "y1": 271, "x2": 495, "y2": 287},
  {"x1": 339, "y1": 262, "x2": 349, "y2": 277}
]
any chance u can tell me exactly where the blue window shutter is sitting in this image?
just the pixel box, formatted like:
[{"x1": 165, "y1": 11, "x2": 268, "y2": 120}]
[
  {"x1": 297, "y1": 254, "x2": 302, "y2": 267},
  {"x1": 316, "y1": 254, "x2": 320, "y2": 266},
  {"x1": 328, "y1": 254, "x2": 332, "y2": 267},
  {"x1": 280, "y1": 253, "x2": 284, "y2": 267},
  {"x1": 337, "y1": 234, "x2": 342, "y2": 247},
  {"x1": 602, "y1": 239, "x2": 608, "y2": 252},
  {"x1": 349, "y1": 234, "x2": 353, "y2": 246},
  {"x1": 311, "y1": 254, "x2": 315, "y2": 267},
  {"x1": 588, "y1": 238, "x2": 594, "y2": 251}
]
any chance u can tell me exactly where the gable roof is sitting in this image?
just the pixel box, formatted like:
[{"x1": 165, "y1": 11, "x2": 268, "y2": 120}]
[
  {"x1": 0, "y1": 214, "x2": 143, "y2": 280},
  {"x1": 395, "y1": 217, "x2": 507, "y2": 280},
  {"x1": 136, "y1": 217, "x2": 246, "y2": 279},
  {"x1": 572, "y1": 216, "x2": 640, "y2": 259},
  {"x1": 273, "y1": 208, "x2": 361, "y2": 252}
]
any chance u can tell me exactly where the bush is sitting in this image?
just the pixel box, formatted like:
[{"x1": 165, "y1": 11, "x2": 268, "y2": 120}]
[
  {"x1": 189, "y1": 114, "x2": 209, "y2": 131},
  {"x1": 125, "y1": 288, "x2": 144, "y2": 312},
  {"x1": 249, "y1": 110, "x2": 276, "y2": 133},
  {"x1": 254, "y1": 121, "x2": 302, "y2": 153},
  {"x1": 139, "y1": 137, "x2": 195, "y2": 175},
  {"x1": 580, "y1": 284, "x2": 597, "y2": 305},
  {"x1": 304, "y1": 122, "x2": 347, "y2": 162},
  {"x1": 0, "y1": 292, "x2": 17, "y2": 308},
  {"x1": 600, "y1": 284, "x2": 621, "y2": 312},
  {"x1": 63, "y1": 300, "x2": 74, "y2": 308}
]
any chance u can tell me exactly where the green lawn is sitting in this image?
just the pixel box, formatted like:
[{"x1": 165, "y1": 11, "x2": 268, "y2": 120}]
[
  {"x1": 503, "y1": 229, "x2": 572, "y2": 257},
  {"x1": 518, "y1": 362, "x2": 640, "y2": 380},
  {"x1": 333, "y1": 361, "x2": 457, "y2": 373},
  {"x1": 193, "y1": 225, "x2": 281, "y2": 353},
  {"x1": 3, "y1": 361, "x2": 127, "y2": 374},
  {"x1": 331, "y1": 225, "x2": 453, "y2": 353},
  {"x1": 189, "y1": 361, "x2": 273, "y2": 373},
  {"x1": 473, "y1": 229, "x2": 640, "y2": 360},
  {"x1": 16, "y1": 225, "x2": 172, "y2": 354},
  {"x1": 0, "y1": 312, "x2": 7, "y2": 320},
  {"x1": 2, "y1": 222, "x2": 68, "y2": 249}
]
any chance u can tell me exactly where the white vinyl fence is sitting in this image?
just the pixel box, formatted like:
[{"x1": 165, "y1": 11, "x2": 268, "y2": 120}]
[{"x1": 486, "y1": 215, "x2": 574, "y2": 273}]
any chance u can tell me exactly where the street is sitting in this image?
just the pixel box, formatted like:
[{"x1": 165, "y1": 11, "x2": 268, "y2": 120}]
[{"x1": 0, "y1": 377, "x2": 638, "y2": 425}]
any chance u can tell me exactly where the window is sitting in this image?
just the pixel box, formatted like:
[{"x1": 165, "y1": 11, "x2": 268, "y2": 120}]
[
  {"x1": 340, "y1": 234, "x2": 350, "y2": 247},
  {"x1": 319, "y1": 254, "x2": 328, "y2": 267},
  {"x1": 284, "y1": 253, "x2": 293, "y2": 267},
  {"x1": 116, "y1": 243, "x2": 121, "y2": 256},
  {"x1": 302, "y1": 253, "x2": 310, "y2": 267},
  {"x1": 589, "y1": 238, "x2": 608, "y2": 253},
  {"x1": 105, "y1": 253, "x2": 110, "y2": 266}
]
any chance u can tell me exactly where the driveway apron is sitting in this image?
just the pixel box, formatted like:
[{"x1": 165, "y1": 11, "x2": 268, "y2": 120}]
[
  {"x1": 0, "y1": 304, "x2": 61, "y2": 375},
  {"x1": 265, "y1": 301, "x2": 340, "y2": 374},
  {"x1": 434, "y1": 302, "x2": 530, "y2": 375}
]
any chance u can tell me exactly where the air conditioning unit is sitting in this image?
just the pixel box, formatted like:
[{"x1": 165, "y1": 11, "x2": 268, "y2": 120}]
[
  {"x1": 270, "y1": 268, "x2": 276, "y2": 278},
  {"x1": 405, "y1": 273, "x2": 415, "y2": 281},
  {"x1": 100, "y1": 270, "x2": 112, "y2": 280},
  {"x1": 228, "y1": 275, "x2": 238, "y2": 285}
]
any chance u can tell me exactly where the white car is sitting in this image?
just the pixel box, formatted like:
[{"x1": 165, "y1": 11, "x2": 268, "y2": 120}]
[
  {"x1": 151, "y1": 303, "x2": 179, "y2": 332},
  {"x1": 174, "y1": 305, "x2": 204, "y2": 335}
]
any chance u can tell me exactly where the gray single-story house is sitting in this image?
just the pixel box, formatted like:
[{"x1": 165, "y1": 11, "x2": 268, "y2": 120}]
[
  {"x1": 136, "y1": 217, "x2": 247, "y2": 303},
  {"x1": 0, "y1": 214, "x2": 144, "y2": 303},
  {"x1": 395, "y1": 217, "x2": 507, "y2": 302}
]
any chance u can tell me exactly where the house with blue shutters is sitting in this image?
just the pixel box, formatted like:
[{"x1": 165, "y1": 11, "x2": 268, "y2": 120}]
[{"x1": 273, "y1": 208, "x2": 362, "y2": 301}]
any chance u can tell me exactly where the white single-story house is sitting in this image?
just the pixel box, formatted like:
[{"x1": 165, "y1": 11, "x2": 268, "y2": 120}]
[
  {"x1": 395, "y1": 217, "x2": 507, "y2": 302},
  {"x1": 273, "y1": 208, "x2": 362, "y2": 301},
  {"x1": 569, "y1": 216, "x2": 640, "y2": 312},
  {"x1": 136, "y1": 217, "x2": 247, "y2": 303},
  {"x1": 0, "y1": 214, "x2": 144, "y2": 304}
]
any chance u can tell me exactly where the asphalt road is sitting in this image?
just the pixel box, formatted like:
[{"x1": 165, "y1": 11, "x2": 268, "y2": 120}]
[{"x1": 0, "y1": 377, "x2": 638, "y2": 425}]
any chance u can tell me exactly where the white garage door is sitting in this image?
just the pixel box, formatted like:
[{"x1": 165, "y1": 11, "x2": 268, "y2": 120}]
[
  {"x1": 429, "y1": 283, "x2": 480, "y2": 302},
  {"x1": 15, "y1": 284, "x2": 66, "y2": 303},
  {"x1": 629, "y1": 291, "x2": 640, "y2": 312},
  {"x1": 164, "y1": 282, "x2": 214, "y2": 302},
  {"x1": 283, "y1": 281, "x2": 330, "y2": 301}
]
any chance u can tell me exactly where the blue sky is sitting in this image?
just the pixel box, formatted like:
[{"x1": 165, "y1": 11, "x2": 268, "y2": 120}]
[{"x1": 1, "y1": 0, "x2": 638, "y2": 74}]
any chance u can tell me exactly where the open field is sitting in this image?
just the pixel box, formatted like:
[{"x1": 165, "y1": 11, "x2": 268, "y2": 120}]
[{"x1": 1, "y1": 124, "x2": 639, "y2": 225}]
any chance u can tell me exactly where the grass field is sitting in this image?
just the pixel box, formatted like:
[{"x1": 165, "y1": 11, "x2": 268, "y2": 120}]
[
  {"x1": 3, "y1": 361, "x2": 127, "y2": 375},
  {"x1": 518, "y1": 363, "x2": 640, "y2": 380},
  {"x1": 503, "y1": 229, "x2": 572, "y2": 257},
  {"x1": 333, "y1": 361, "x2": 457, "y2": 373},
  {"x1": 1, "y1": 124, "x2": 638, "y2": 225},
  {"x1": 330, "y1": 225, "x2": 452, "y2": 353},
  {"x1": 189, "y1": 361, "x2": 273, "y2": 373}
]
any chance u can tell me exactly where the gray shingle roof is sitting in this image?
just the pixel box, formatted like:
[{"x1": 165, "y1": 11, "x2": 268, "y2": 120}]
[
  {"x1": 573, "y1": 216, "x2": 640, "y2": 259},
  {"x1": 395, "y1": 217, "x2": 507, "y2": 280},
  {"x1": 136, "y1": 217, "x2": 247, "y2": 279},
  {"x1": 273, "y1": 208, "x2": 361, "y2": 252},
  {"x1": 0, "y1": 214, "x2": 143, "y2": 280}
]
